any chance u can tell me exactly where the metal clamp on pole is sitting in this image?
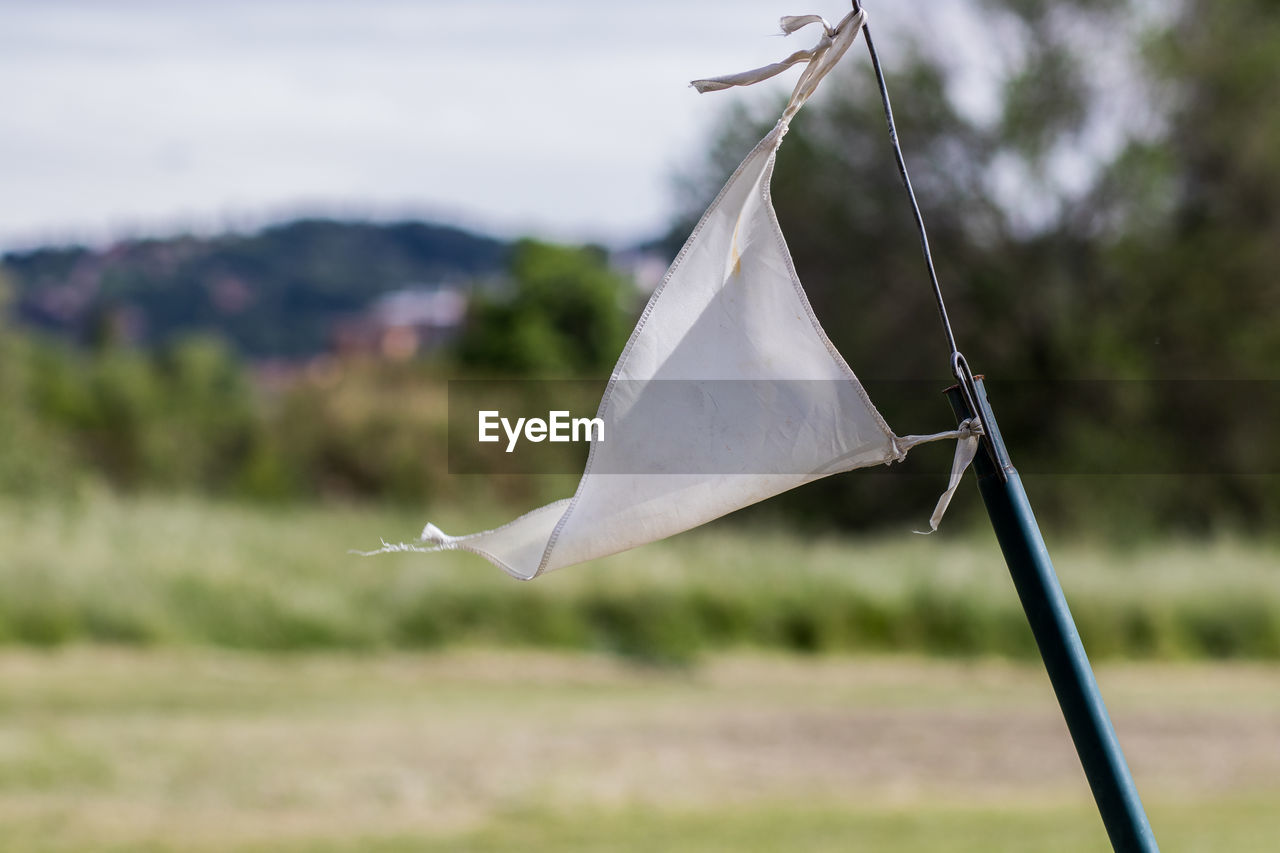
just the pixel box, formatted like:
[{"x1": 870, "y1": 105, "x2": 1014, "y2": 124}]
[{"x1": 949, "y1": 351, "x2": 1007, "y2": 481}]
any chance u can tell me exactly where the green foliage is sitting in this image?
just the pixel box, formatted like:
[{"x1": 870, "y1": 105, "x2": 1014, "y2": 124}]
[
  {"x1": 454, "y1": 239, "x2": 634, "y2": 376},
  {"x1": 255, "y1": 361, "x2": 454, "y2": 503},
  {"x1": 0, "y1": 336, "x2": 79, "y2": 497},
  {"x1": 1, "y1": 493, "x2": 1277, "y2": 662},
  {"x1": 0, "y1": 318, "x2": 492, "y2": 504},
  {"x1": 14, "y1": 335, "x2": 256, "y2": 492}
]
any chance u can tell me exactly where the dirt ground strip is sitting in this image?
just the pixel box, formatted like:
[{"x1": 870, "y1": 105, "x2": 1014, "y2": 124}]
[{"x1": 0, "y1": 650, "x2": 1277, "y2": 846}]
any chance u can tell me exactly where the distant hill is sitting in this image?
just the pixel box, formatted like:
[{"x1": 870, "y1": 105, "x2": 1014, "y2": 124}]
[{"x1": 1, "y1": 219, "x2": 510, "y2": 357}]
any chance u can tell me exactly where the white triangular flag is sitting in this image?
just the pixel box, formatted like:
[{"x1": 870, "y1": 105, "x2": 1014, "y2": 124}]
[{"x1": 369, "y1": 10, "x2": 979, "y2": 578}]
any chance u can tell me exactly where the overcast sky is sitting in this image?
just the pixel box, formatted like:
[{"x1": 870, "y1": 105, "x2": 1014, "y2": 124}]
[{"x1": 1, "y1": 1, "x2": 998, "y2": 252}]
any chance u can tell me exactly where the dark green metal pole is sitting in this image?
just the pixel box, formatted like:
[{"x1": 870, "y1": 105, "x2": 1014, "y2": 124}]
[
  {"x1": 845, "y1": 4, "x2": 1159, "y2": 845},
  {"x1": 946, "y1": 377, "x2": 1159, "y2": 853}
]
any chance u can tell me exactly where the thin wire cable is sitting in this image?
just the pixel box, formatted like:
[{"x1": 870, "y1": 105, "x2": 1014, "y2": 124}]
[
  {"x1": 847, "y1": 3, "x2": 1002, "y2": 475},
  {"x1": 850, "y1": 0, "x2": 959, "y2": 359}
]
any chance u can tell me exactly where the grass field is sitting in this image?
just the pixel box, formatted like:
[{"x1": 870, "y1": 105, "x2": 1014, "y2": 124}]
[
  {"x1": 0, "y1": 650, "x2": 1277, "y2": 852},
  {"x1": 1, "y1": 492, "x2": 1278, "y2": 660},
  {"x1": 1, "y1": 494, "x2": 1278, "y2": 849}
]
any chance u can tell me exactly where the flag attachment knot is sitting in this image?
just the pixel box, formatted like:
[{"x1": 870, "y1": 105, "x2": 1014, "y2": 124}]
[
  {"x1": 692, "y1": 9, "x2": 868, "y2": 127},
  {"x1": 896, "y1": 417, "x2": 985, "y2": 534}
]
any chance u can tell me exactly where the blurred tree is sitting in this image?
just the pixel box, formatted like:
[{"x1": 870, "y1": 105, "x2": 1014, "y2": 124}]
[
  {"x1": 669, "y1": 0, "x2": 1280, "y2": 533},
  {"x1": 664, "y1": 2, "x2": 1119, "y2": 529},
  {"x1": 455, "y1": 239, "x2": 634, "y2": 376},
  {"x1": 1082, "y1": 0, "x2": 1280, "y2": 528},
  {"x1": 145, "y1": 337, "x2": 258, "y2": 489},
  {"x1": 1119, "y1": 0, "x2": 1280, "y2": 377},
  {"x1": 0, "y1": 275, "x2": 81, "y2": 496}
]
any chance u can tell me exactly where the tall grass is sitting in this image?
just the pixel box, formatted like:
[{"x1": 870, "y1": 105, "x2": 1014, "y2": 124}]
[{"x1": 1, "y1": 492, "x2": 1277, "y2": 661}]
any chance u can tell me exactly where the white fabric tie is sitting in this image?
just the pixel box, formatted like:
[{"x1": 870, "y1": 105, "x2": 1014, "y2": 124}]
[
  {"x1": 897, "y1": 418, "x2": 985, "y2": 534},
  {"x1": 691, "y1": 10, "x2": 868, "y2": 126}
]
